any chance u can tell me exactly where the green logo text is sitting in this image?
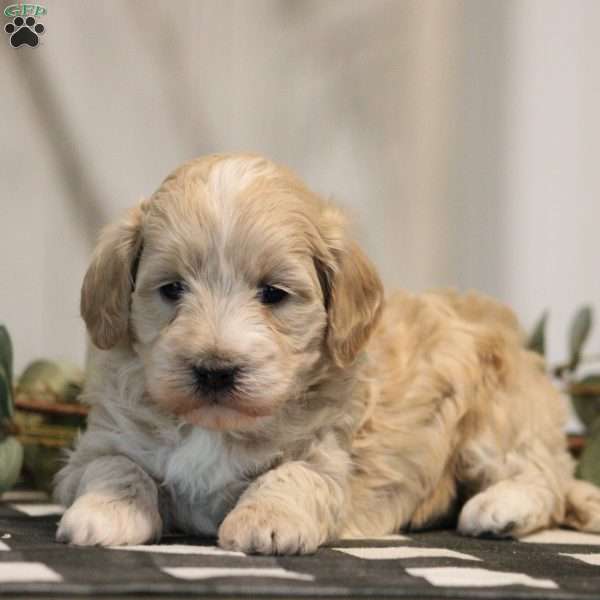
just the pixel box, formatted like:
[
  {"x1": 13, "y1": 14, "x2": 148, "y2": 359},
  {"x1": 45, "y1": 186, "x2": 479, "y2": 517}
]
[{"x1": 4, "y1": 4, "x2": 46, "y2": 17}]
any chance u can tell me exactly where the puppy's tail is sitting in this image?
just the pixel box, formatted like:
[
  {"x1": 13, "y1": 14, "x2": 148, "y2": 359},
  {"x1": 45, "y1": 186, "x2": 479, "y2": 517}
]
[{"x1": 563, "y1": 479, "x2": 600, "y2": 532}]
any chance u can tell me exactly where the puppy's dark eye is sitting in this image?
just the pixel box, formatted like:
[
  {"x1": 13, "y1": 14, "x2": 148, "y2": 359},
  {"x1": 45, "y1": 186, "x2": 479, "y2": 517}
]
[
  {"x1": 159, "y1": 281, "x2": 186, "y2": 302},
  {"x1": 259, "y1": 285, "x2": 288, "y2": 305}
]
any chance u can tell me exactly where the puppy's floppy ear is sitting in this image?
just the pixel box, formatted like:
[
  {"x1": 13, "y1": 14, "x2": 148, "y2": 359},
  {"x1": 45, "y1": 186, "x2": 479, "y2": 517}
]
[
  {"x1": 81, "y1": 200, "x2": 148, "y2": 350},
  {"x1": 315, "y1": 206, "x2": 384, "y2": 368}
]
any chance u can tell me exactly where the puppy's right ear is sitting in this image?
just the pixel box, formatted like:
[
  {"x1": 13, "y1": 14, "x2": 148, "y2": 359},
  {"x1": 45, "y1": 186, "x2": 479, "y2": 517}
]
[{"x1": 81, "y1": 201, "x2": 147, "y2": 350}]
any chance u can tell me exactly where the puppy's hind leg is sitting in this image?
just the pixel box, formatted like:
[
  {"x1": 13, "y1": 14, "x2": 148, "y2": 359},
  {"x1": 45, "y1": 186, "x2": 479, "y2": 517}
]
[
  {"x1": 457, "y1": 443, "x2": 568, "y2": 538},
  {"x1": 563, "y1": 479, "x2": 600, "y2": 532},
  {"x1": 458, "y1": 480, "x2": 557, "y2": 538},
  {"x1": 55, "y1": 455, "x2": 163, "y2": 546}
]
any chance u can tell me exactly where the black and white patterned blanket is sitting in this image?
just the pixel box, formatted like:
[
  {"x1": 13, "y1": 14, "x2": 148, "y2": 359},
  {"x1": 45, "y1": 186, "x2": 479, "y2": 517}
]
[{"x1": 2, "y1": 492, "x2": 600, "y2": 599}]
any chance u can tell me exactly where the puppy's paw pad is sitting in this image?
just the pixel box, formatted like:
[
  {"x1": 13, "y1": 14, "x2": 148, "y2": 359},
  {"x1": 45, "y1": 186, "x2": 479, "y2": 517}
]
[
  {"x1": 57, "y1": 493, "x2": 162, "y2": 546},
  {"x1": 458, "y1": 486, "x2": 544, "y2": 538},
  {"x1": 218, "y1": 502, "x2": 320, "y2": 555}
]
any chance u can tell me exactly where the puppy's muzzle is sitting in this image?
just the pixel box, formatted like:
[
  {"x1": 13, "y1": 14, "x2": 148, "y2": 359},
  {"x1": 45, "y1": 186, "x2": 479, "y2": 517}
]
[{"x1": 193, "y1": 364, "x2": 240, "y2": 394}]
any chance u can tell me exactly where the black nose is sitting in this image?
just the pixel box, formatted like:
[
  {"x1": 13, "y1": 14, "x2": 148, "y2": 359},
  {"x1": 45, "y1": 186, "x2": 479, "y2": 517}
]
[{"x1": 193, "y1": 365, "x2": 239, "y2": 393}]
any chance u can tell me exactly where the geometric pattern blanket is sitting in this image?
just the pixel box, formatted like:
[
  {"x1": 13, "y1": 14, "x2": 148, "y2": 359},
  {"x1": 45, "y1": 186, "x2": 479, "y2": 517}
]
[{"x1": 2, "y1": 492, "x2": 600, "y2": 599}]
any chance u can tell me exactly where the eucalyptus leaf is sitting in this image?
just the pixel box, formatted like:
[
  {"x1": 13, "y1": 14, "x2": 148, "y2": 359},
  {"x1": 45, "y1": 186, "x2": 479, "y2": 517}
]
[
  {"x1": 0, "y1": 325, "x2": 13, "y2": 391},
  {"x1": 0, "y1": 365, "x2": 12, "y2": 419},
  {"x1": 569, "y1": 306, "x2": 593, "y2": 371},
  {"x1": 0, "y1": 436, "x2": 23, "y2": 492},
  {"x1": 571, "y1": 374, "x2": 600, "y2": 429},
  {"x1": 527, "y1": 311, "x2": 548, "y2": 356}
]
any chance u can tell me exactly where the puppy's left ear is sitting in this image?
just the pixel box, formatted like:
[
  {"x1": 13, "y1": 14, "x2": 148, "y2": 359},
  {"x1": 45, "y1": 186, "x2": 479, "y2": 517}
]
[
  {"x1": 315, "y1": 207, "x2": 384, "y2": 369},
  {"x1": 81, "y1": 200, "x2": 148, "y2": 350}
]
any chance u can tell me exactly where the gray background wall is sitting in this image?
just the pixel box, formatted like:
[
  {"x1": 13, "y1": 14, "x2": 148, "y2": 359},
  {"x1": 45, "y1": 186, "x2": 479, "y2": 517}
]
[{"x1": 1, "y1": 0, "x2": 599, "y2": 385}]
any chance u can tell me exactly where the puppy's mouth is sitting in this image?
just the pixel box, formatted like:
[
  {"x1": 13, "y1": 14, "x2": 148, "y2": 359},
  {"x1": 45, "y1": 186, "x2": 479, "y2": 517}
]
[
  {"x1": 174, "y1": 391, "x2": 273, "y2": 419},
  {"x1": 172, "y1": 395, "x2": 273, "y2": 431},
  {"x1": 177, "y1": 402, "x2": 271, "y2": 432},
  {"x1": 155, "y1": 384, "x2": 274, "y2": 432}
]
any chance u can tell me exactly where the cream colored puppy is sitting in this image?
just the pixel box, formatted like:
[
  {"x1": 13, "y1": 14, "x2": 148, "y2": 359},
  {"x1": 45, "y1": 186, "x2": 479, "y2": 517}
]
[{"x1": 55, "y1": 154, "x2": 600, "y2": 553}]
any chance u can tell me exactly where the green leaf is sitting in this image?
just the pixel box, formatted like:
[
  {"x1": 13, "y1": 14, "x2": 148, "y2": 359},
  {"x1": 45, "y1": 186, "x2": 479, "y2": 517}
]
[
  {"x1": 527, "y1": 311, "x2": 548, "y2": 356},
  {"x1": 0, "y1": 365, "x2": 12, "y2": 419},
  {"x1": 571, "y1": 375, "x2": 600, "y2": 429},
  {"x1": 0, "y1": 325, "x2": 13, "y2": 391},
  {"x1": 569, "y1": 306, "x2": 593, "y2": 371},
  {"x1": 0, "y1": 436, "x2": 23, "y2": 492}
]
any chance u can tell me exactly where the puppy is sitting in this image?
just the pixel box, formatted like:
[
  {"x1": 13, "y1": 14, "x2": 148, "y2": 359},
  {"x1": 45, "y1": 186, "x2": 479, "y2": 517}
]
[{"x1": 55, "y1": 154, "x2": 600, "y2": 553}]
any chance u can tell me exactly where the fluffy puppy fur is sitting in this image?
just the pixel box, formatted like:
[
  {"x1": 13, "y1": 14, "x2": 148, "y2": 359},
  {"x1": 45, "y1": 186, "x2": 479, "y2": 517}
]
[{"x1": 55, "y1": 154, "x2": 600, "y2": 553}]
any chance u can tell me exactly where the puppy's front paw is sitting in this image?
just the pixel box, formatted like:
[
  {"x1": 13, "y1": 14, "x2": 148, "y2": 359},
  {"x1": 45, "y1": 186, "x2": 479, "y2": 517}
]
[
  {"x1": 56, "y1": 492, "x2": 162, "y2": 546},
  {"x1": 458, "y1": 485, "x2": 547, "y2": 538},
  {"x1": 218, "y1": 502, "x2": 321, "y2": 555}
]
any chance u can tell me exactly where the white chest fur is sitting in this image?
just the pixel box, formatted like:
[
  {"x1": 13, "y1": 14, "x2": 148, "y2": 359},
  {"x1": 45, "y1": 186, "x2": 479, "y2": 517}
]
[{"x1": 160, "y1": 427, "x2": 272, "y2": 535}]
